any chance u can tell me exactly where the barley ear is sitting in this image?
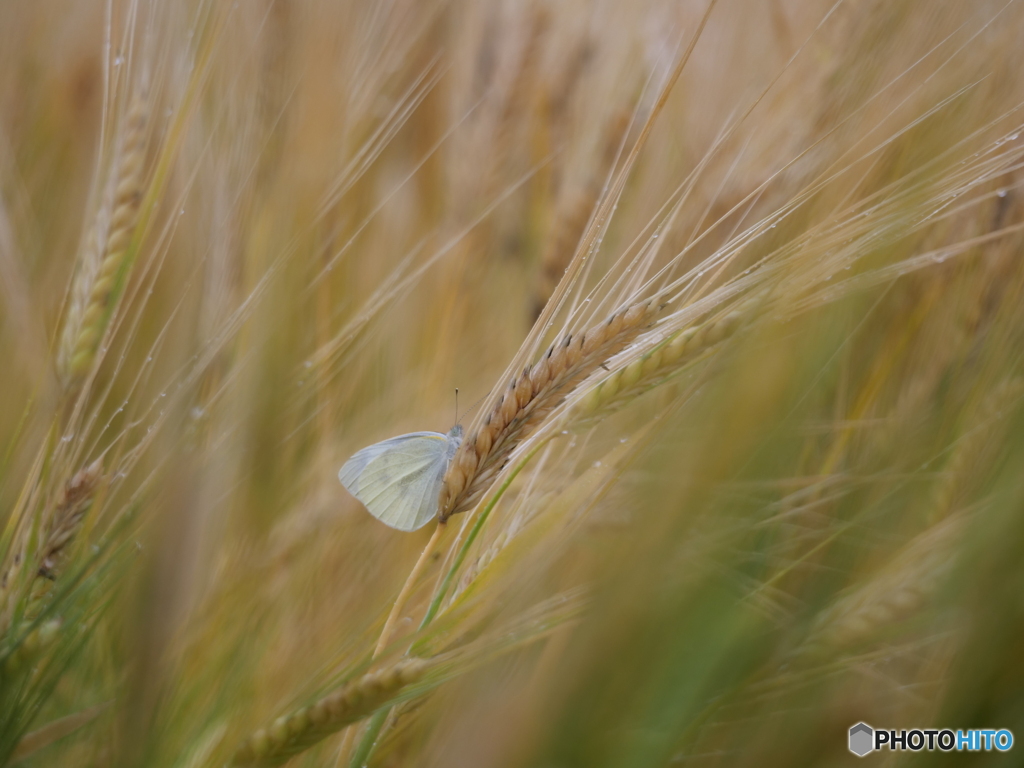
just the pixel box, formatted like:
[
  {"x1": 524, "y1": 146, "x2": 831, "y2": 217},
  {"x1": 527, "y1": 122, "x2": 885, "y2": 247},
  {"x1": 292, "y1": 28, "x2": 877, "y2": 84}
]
[
  {"x1": 0, "y1": 459, "x2": 103, "y2": 639},
  {"x1": 62, "y1": 92, "x2": 149, "y2": 386},
  {"x1": 26, "y1": 459, "x2": 104, "y2": 620},
  {"x1": 230, "y1": 658, "x2": 430, "y2": 767},
  {"x1": 802, "y1": 514, "x2": 966, "y2": 655},
  {"x1": 439, "y1": 297, "x2": 660, "y2": 522},
  {"x1": 575, "y1": 302, "x2": 751, "y2": 419}
]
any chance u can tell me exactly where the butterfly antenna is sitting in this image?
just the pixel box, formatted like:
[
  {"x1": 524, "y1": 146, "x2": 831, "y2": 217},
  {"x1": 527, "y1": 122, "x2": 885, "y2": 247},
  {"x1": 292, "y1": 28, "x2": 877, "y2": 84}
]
[
  {"x1": 463, "y1": 393, "x2": 488, "y2": 421},
  {"x1": 455, "y1": 388, "x2": 459, "y2": 426}
]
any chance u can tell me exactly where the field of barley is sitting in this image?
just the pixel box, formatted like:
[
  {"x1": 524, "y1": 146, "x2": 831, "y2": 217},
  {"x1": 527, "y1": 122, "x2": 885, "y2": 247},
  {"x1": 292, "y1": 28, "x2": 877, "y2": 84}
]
[{"x1": 1, "y1": 0, "x2": 1023, "y2": 766}]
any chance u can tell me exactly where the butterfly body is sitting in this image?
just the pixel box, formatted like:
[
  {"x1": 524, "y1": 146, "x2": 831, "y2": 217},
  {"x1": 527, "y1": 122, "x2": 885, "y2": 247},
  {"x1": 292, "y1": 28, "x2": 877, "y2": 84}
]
[{"x1": 339, "y1": 425, "x2": 463, "y2": 531}]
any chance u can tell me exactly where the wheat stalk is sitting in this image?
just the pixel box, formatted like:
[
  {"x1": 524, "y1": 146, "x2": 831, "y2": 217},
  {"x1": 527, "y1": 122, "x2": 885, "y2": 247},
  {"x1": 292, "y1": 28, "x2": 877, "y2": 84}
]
[
  {"x1": 804, "y1": 512, "x2": 967, "y2": 654},
  {"x1": 0, "y1": 459, "x2": 101, "y2": 682},
  {"x1": 230, "y1": 658, "x2": 430, "y2": 767},
  {"x1": 0, "y1": 459, "x2": 103, "y2": 636},
  {"x1": 26, "y1": 458, "x2": 105, "y2": 617},
  {"x1": 928, "y1": 377, "x2": 1024, "y2": 524},
  {"x1": 432, "y1": 1, "x2": 723, "y2": 529},
  {"x1": 350, "y1": 299, "x2": 662, "y2": 765},
  {"x1": 60, "y1": 91, "x2": 149, "y2": 386},
  {"x1": 572, "y1": 299, "x2": 758, "y2": 420},
  {"x1": 531, "y1": 110, "x2": 631, "y2": 319},
  {"x1": 438, "y1": 297, "x2": 661, "y2": 522}
]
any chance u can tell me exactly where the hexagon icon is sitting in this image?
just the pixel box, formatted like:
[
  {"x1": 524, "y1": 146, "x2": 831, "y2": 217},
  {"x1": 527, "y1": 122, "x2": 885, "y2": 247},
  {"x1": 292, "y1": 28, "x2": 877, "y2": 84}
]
[{"x1": 849, "y1": 722, "x2": 874, "y2": 757}]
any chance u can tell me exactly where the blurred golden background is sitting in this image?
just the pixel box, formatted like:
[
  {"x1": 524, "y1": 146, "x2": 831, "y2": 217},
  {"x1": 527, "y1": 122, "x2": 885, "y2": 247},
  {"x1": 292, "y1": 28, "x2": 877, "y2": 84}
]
[{"x1": 1, "y1": 1, "x2": 1023, "y2": 766}]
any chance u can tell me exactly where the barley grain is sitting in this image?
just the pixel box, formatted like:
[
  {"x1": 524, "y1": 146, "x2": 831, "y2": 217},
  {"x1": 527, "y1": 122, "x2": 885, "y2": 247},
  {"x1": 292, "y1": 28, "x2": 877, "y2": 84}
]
[
  {"x1": 437, "y1": 297, "x2": 660, "y2": 521},
  {"x1": 574, "y1": 299, "x2": 755, "y2": 419},
  {"x1": 804, "y1": 514, "x2": 966, "y2": 653},
  {"x1": 0, "y1": 459, "x2": 103, "y2": 636},
  {"x1": 230, "y1": 658, "x2": 430, "y2": 767},
  {"x1": 62, "y1": 92, "x2": 149, "y2": 385}
]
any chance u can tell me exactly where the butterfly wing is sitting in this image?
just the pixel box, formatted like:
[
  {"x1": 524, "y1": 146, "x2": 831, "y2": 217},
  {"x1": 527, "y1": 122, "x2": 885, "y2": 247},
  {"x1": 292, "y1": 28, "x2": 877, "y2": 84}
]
[{"x1": 338, "y1": 432, "x2": 450, "y2": 531}]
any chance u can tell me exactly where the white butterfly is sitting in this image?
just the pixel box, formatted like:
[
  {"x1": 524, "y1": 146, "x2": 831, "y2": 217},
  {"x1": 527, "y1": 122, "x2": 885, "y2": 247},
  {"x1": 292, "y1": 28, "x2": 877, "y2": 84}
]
[{"x1": 338, "y1": 425, "x2": 463, "y2": 531}]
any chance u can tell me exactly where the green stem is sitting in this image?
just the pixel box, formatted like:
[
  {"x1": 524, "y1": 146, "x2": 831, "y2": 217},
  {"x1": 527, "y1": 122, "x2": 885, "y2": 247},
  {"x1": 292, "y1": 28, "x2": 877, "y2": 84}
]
[
  {"x1": 348, "y1": 710, "x2": 387, "y2": 768},
  {"x1": 349, "y1": 435, "x2": 555, "y2": 767},
  {"x1": 418, "y1": 436, "x2": 552, "y2": 632}
]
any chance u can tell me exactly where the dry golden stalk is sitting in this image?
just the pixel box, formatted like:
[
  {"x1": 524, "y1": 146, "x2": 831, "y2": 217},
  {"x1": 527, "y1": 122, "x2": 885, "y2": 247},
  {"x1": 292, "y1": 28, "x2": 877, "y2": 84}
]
[
  {"x1": 532, "y1": 191, "x2": 598, "y2": 321},
  {"x1": 62, "y1": 93, "x2": 149, "y2": 384},
  {"x1": 433, "y1": 4, "x2": 720, "y2": 524},
  {"x1": 374, "y1": 522, "x2": 446, "y2": 658},
  {"x1": 437, "y1": 297, "x2": 660, "y2": 522},
  {"x1": 499, "y1": 5, "x2": 549, "y2": 128},
  {"x1": 230, "y1": 658, "x2": 430, "y2": 767},
  {"x1": 532, "y1": 110, "x2": 631, "y2": 320}
]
